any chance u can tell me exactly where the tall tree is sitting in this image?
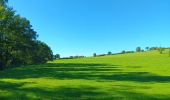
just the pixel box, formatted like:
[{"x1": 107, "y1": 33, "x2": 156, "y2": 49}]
[{"x1": 0, "y1": 0, "x2": 53, "y2": 69}]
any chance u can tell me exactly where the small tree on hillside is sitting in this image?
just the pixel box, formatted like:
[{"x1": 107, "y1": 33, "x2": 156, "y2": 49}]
[
  {"x1": 141, "y1": 50, "x2": 145, "y2": 52},
  {"x1": 70, "y1": 56, "x2": 74, "y2": 59},
  {"x1": 55, "y1": 54, "x2": 60, "y2": 59},
  {"x1": 159, "y1": 48, "x2": 163, "y2": 54},
  {"x1": 145, "y1": 47, "x2": 149, "y2": 51},
  {"x1": 150, "y1": 47, "x2": 158, "y2": 51},
  {"x1": 136, "y1": 47, "x2": 141, "y2": 52},
  {"x1": 108, "y1": 51, "x2": 112, "y2": 55},
  {"x1": 158, "y1": 47, "x2": 165, "y2": 54},
  {"x1": 93, "y1": 53, "x2": 97, "y2": 57},
  {"x1": 121, "y1": 50, "x2": 126, "y2": 54}
]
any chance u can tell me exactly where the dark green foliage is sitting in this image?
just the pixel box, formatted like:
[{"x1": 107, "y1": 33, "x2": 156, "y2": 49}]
[
  {"x1": 158, "y1": 47, "x2": 164, "y2": 54},
  {"x1": 61, "y1": 55, "x2": 85, "y2": 59},
  {"x1": 31, "y1": 41, "x2": 53, "y2": 64},
  {"x1": 0, "y1": 1, "x2": 53, "y2": 69},
  {"x1": 73, "y1": 56, "x2": 85, "y2": 59},
  {"x1": 149, "y1": 47, "x2": 158, "y2": 51},
  {"x1": 136, "y1": 47, "x2": 141, "y2": 52},
  {"x1": 108, "y1": 51, "x2": 112, "y2": 55},
  {"x1": 141, "y1": 50, "x2": 145, "y2": 52},
  {"x1": 121, "y1": 50, "x2": 134, "y2": 54},
  {"x1": 0, "y1": 0, "x2": 8, "y2": 6},
  {"x1": 125, "y1": 51, "x2": 134, "y2": 53},
  {"x1": 145, "y1": 47, "x2": 149, "y2": 51},
  {"x1": 97, "y1": 54, "x2": 106, "y2": 57},
  {"x1": 93, "y1": 53, "x2": 97, "y2": 57},
  {"x1": 129, "y1": 51, "x2": 134, "y2": 53},
  {"x1": 121, "y1": 50, "x2": 126, "y2": 54},
  {"x1": 54, "y1": 54, "x2": 60, "y2": 59}
]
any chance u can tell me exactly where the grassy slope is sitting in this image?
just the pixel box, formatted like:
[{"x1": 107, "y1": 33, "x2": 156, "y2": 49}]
[{"x1": 0, "y1": 50, "x2": 170, "y2": 100}]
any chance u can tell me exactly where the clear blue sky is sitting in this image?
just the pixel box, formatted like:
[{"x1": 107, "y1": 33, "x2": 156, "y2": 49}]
[{"x1": 9, "y1": 0, "x2": 170, "y2": 57}]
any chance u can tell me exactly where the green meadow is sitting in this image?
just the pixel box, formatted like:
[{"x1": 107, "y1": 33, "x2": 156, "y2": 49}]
[{"x1": 0, "y1": 50, "x2": 170, "y2": 100}]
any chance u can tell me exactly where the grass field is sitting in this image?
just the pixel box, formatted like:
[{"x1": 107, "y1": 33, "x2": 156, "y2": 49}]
[{"x1": 0, "y1": 50, "x2": 170, "y2": 100}]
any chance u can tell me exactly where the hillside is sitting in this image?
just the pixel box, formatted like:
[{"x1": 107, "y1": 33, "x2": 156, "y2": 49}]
[{"x1": 0, "y1": 50, "x2": 170, "y2": 100}]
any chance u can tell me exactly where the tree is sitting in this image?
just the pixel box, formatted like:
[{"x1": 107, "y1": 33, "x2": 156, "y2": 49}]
[
  {"x1": 93, "y1": 53, "x2": 97, "y2": 57},
  {"x1": 141, "y1": 50, "x2": 145, "y2": 52},
  {"x1": 158, "y1": 47, "x2": 164, "y2": 54},
  {"x1": 0, "y1": 1, "x2": 53, "y2": 69},
  {"x1": 54, "y1": 54, "x2": 60, "y2": 59},
  {"x1": 31, "y1": 41, "x2": 53, "y2": 64},
  {"x1": 108, "y1": 51, "x2": 112, "y2": 55},
  {"x1": 145, "y1": 47, "x2": 149, "y2": 51},
  {"x1": 0, "y1": 0, "x2": 8, "y2": 6},
  {"x1": 136, "y1": 47, "x2": 141, "y2": 52},
  {"x1": 121, "y1": 50, "x2": 126, "y2": 54},
  {"x1": 149, "y1": 47, "x2": 158, "y2": 51},
  {"x1": 70, "y1": 56, "x2": 73, "y2": 59}
]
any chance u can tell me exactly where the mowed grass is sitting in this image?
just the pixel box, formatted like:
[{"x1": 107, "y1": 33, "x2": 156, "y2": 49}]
[{"x1": 0, "y1": 50, "x2": 170, "y2": 100}]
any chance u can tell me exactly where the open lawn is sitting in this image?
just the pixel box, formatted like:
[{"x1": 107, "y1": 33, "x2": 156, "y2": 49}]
[{"x1": 0, "y1": 50, "x2": 170, "y2": 100}]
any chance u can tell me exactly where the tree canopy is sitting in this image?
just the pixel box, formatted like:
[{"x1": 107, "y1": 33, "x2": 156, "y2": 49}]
[{"x1": 0, "y1": 0, "x2": 53, "y2": 69}]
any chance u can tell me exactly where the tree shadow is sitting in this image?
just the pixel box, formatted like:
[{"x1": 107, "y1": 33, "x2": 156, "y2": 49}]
[
  {"x1": 1, "y1": 63, "x2": 170, "y2": 83},
  {"x1": 1, "y1": 63, "x2": 170, "y2": 99},
  {"x1": 98, "y1": 72, "x2": 170, "y2": 82},
  {"x1": 126, "y1": 66, "x2": 142, "y2": 68},
  {"x1": 0, "y1": 81, "x2": 169, "y2": 100},
  {"x1": 0, "y1": 81, "x2": 120, "y2": 100},
  {"x1": 0, "y1": 63, "x2": 121, "y2": 80}
]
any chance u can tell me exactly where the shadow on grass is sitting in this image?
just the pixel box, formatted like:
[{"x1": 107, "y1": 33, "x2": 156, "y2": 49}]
[
  {"x1": 0, "y1": 81, "x2": 168, "y2": 100},
  {"x1": 0, "y1": 63, "x2": 170, "y2": 99},
  {"x1": 0, "y1": 63, "x2": 121, "y2": 79},
  {"x1": 0, "y1": 63, "x2": 170, "y2": 82},
  {"x1": 0, "y1": 80, "x2": 121, "y2": 100},
  {"x1": 98, "y1": 72, "x2": 170, "y2": 82}
]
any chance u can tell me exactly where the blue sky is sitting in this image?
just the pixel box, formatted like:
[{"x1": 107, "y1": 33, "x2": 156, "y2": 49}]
[{"x1": 9, "y1": 0, "x2": 170, "y2": 57}]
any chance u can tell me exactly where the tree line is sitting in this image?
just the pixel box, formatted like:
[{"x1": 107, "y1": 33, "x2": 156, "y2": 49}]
[
  {"x1": 53, "y1": 46, "x2": 170, "y2": 60},
  {"x1": 92, "y1": 46, "x2": 170, "y2": 57},
  {"x1": 0, "y1": 0, "x2": 53, "y2": 70}
]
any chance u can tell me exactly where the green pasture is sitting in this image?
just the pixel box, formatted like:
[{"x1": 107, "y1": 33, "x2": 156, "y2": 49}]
[{"x1": 0, "y1": 50, "x2": 170, "y2": 100}]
